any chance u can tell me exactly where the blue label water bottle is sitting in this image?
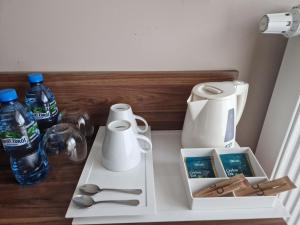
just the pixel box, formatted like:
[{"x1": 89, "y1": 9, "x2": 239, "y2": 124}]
[
  {"x1": 25, "y1": 73, "x2": 59, "y2": 133},
  {"x1": 0, "y1": 89, "x2": 48, "y2": 185}
]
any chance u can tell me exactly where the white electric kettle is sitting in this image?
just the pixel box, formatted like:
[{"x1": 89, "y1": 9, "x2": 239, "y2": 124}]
[{"x1": 181, "y1": 81, "x2": 248, "y2": 148}]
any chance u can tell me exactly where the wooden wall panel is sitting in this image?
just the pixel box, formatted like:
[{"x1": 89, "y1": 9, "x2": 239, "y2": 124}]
[{"x1": 0, "y1": 71, "x2": 238, "y2": 129}]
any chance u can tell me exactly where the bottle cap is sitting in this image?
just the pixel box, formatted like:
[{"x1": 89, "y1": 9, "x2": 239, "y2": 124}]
[
  {"x1": 28, "y1": 72, "x2": 44, "y2": 83},
  {"x1": 0, "y1": 89, "x2": 18, "y2": 103}
]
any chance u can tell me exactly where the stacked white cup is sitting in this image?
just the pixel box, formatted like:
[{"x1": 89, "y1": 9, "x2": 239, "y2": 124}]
[{"x1": 101, "y1": 103, "x2": 152, "y2": 172}]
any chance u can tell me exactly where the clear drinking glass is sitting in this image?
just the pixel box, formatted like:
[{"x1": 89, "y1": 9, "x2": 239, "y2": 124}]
[
  {"x1": 59, "y1": 108, "x2": 94, "y2": 138},
  {"x1": 42, "y1": 123, "x2": 87, "y2": 162}
]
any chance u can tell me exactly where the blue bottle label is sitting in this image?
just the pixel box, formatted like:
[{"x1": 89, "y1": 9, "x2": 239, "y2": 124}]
[
  {"x1": 49, "y1": 100, "x2": 58, "y2": 116},
  {"x1": 30, "y1": 99, "x2": 58, "y2": 120},
  {"x1": 26, "y1": 121, "x2": 40, "y2": 141},
  {"x1": 0, "y1": 121, "x2": 40, "y2": 148}
]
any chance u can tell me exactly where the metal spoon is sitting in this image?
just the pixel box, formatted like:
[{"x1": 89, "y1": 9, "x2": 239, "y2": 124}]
[
  {"x1": 72, "y1": 195, "x2": 139, "y2": 208},
  {"x1": 79, "y1": 184, "x2": 142, "y2": 195}
]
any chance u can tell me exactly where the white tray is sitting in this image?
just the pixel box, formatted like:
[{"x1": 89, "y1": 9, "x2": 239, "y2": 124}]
[
  {"x1": 65, "y1": 127, "x2": 156, "y2": 218},
  {"x1": 73, "y1": 130, "x2": 289, "y2": 224}
]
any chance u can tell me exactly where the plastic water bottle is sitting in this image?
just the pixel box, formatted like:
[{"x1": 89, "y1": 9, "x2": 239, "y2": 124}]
[
  {"x1": 0, "y1": 89, "x2": 48, "y2": 185},
  {"x1": 25, "y1": 73, "x2": 59, "y2": 133}
]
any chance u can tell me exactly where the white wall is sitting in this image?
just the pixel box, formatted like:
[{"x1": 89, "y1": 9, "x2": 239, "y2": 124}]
[
  {"x1": 256, "y1": 36, "x2": 300, "y2": 177},
  {"x1": 0, "y1": 0, "x2": 299, "y2": 150}
]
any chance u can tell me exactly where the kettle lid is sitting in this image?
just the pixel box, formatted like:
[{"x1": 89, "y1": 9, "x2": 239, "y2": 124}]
[{"x1": 192, "y1": 82, "x2": 236, "y2": 100}]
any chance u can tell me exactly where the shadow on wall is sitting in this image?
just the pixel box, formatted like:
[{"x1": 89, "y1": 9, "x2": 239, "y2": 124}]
[{"x1": 236, "y1": 34, "x2": 287, "y2": 151}]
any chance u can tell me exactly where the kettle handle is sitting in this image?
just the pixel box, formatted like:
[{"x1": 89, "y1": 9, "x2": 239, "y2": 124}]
[{"x1": 234, "y1": 81, "x2": 249, "y2": 124}]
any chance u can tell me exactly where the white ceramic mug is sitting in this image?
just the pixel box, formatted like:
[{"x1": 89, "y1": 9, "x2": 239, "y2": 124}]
[
  {"x1": 107, "y1": 103, "x2": 148, "y2": 133},
  {"x1": 101, "y1": 120, "x2": 152, "y2": 172}
]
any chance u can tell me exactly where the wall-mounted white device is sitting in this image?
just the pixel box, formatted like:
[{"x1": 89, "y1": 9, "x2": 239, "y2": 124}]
[{"x1": 259, "y1": 5, "x2": 300, "y2": 38}]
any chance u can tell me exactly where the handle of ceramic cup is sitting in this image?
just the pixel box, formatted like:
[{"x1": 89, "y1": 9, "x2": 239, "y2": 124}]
[
  {"x1": 136, "y1": 134, "x2": 152, "y2": 153},
  {"x1": 134, "y1": 115, "x2": 149, "y2": 133}
]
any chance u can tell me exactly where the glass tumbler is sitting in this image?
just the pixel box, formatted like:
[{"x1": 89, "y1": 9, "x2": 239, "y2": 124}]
[
  {"x1": 59, "y1": 108, "x2": 94, "y2": 138},
  {"x1": 42, "y1": 123, "x2": 87, "y2": 162}
]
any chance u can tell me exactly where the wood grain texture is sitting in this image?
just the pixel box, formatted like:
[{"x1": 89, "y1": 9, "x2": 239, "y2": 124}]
[
  {"x1": 0, "y1": 71, "x2": 237, "y2": 129},
  {"x1": 0, "y1": 71, "x2": 286, "y2": 225}
]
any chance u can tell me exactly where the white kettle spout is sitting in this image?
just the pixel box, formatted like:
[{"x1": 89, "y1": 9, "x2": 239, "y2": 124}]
[{"x1": 187, "y1": 98, "x2": 208, "y2": 120}]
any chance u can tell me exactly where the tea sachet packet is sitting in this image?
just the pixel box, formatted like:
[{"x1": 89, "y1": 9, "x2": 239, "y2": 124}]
[
  {"x1": 220, "y1": 153, "x2": 254, "y2": 177},
  {"x1": 193, "y1": 174, "x2": 248, "y2": 197},
  {"x1": 235, "y1": 176, "x2": 296, "y2": 196},
  {"x1": 185, "y1": 156, "x2": 217, "y2": 178},
  {"x1": 193, "y1": 175, "x2": 296, "y2": 198}
]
